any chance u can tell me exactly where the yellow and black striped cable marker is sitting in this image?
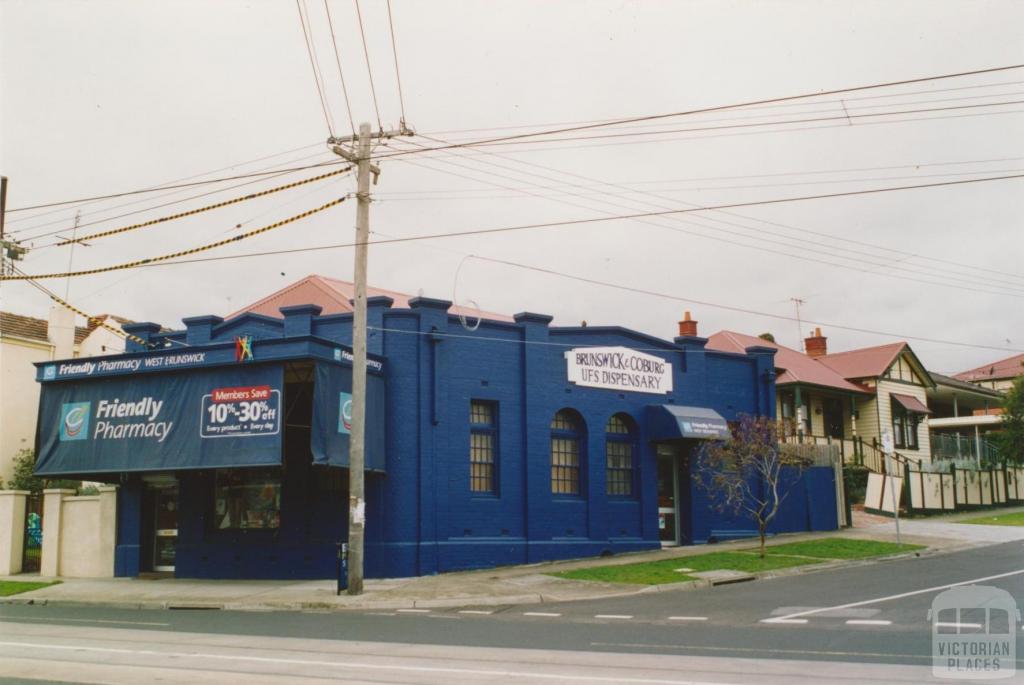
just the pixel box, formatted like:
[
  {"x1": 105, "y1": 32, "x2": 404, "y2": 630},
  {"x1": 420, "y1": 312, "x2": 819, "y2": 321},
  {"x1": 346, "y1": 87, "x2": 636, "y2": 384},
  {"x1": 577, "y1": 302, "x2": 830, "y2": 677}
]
[
  {"x1": 3, "y1": 197, "x2": 347, "y2": 282},
  {"x1": 55, "y1": 165, "x2": 353, "y2": 247}
]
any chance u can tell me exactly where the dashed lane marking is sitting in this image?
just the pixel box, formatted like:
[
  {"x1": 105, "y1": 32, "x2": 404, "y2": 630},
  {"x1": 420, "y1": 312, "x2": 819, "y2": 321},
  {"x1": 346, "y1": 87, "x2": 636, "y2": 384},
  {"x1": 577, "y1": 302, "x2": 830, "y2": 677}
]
[
  {"x1": 523, "y1": 612, "x2": 561, "y2": 617},
  {"x1": 846, "y1": 620, "x2": 893, "y2": 626},
  {"x1": 594, "y1": 614, "x2": 633, "y2": 620},
  {"x1": 760, "y1": 618, "x2": 809, "y2": 624},
  {"x1": 668, "y1": 616, "x2": 708, "y2": 622},
  {"x1": 457, "y1": 610, "x2": 493, "y2": 615},
  {"x1": 396, "y1": 608, "x2": 431, "y2": 613}
]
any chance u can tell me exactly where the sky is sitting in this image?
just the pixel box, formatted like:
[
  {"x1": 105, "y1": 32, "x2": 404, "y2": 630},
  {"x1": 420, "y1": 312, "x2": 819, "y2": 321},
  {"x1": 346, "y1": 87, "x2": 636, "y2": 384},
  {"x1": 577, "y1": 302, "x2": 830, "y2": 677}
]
[{"x1": 1, "y1": 0, "x2": 1022, "y2": 375}]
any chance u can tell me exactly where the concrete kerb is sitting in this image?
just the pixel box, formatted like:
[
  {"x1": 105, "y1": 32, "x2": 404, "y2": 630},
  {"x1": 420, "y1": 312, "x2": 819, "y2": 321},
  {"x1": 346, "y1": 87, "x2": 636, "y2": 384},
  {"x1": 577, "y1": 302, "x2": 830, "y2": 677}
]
[{"x1": 0, "y1": 523, "x2": 1005, "y2": 614}]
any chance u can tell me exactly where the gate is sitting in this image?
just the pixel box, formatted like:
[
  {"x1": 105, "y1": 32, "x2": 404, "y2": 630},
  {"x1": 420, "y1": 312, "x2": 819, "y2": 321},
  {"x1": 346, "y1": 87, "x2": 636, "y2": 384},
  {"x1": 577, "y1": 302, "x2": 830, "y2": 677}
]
[{"x1": 22, "y1": 494, "x2": 43, "y2": 573}]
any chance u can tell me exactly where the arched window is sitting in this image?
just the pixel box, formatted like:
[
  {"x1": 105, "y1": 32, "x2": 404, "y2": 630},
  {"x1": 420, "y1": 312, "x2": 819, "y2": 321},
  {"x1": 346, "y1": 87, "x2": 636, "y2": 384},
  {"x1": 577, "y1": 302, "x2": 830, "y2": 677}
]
[
  {"x1": 551, "y1": 409, "x2": 583, "y2": 495},
  {"x1": 605, "y1": 414, "x2": 635, "y2": 496}
]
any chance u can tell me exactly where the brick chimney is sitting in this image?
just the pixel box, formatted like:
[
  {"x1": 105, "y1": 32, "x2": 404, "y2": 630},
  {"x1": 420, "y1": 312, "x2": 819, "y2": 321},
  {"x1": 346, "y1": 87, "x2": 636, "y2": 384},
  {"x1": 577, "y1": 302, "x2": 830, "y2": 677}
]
[
  {"x1": 678, "y1": 310, "x2": 698, "y2": 337},
  {"x1": 805, "y1": 327, "x2": 828, "y2": 358}
]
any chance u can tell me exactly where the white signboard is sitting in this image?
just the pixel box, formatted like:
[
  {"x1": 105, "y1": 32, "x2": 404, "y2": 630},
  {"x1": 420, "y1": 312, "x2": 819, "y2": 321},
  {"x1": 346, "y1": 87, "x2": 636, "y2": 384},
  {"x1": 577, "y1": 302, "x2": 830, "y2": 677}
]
[{"x1": 565, "y1": 346, "x2": 673, "y2": 394}]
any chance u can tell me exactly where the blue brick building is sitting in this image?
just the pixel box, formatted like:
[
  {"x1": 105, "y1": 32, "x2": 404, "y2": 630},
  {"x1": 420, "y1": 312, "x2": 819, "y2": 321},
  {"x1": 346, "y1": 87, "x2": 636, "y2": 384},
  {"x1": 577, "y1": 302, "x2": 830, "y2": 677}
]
[{"x1": 34, "y1": 293, "x2": 838, "y2": 579}]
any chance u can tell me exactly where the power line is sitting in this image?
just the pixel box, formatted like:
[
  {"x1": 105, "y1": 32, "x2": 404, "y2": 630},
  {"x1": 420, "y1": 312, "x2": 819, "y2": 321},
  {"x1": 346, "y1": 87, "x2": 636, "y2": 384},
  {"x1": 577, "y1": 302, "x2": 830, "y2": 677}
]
[
  {"x1": 368, "y1": 63, "x2": 1024, "y2": 160},
  {"x1": 6, "y1": 158, "x2": 347, "y2": 216},
  {"x1": 385, "y1": 0, "x2": 407, "y2": 125},
  {"x1": 402, "y1": 134, "x2": 1024, "y2": 288},
  {"x1": 61, "y1": 172, "x2": 1024, "y2": 288},
  {"x1": 4, "y1": 141, "x2": 325, "y2": 227},
  {"x1": 4, "y1": 197, "x2": 347, "y2": 282},
  {"x1": 353, "y1": 0, "x2": 383, "y2": 130},
  {"x1": 296, "y1": 0, "x2": 336, "y2": 137},
  {"x1": 418, "y1": 78, "x2": 1024, "y2": 137},
  {"x1": 10, "y1": 151, "x2": 335, "y2": 241},
  {"x1": 323, "y1": 0, "x2": 356, "y2": 137},
  {"x1": 394, "y1": 136, "x2": 1024, "y2": 294},
  {"x1": 32, "y1": 165, "x2": 353, "y2": 250},
  {"x1": 408, "y1": 98, "x2": 1024, "y2": 152}
]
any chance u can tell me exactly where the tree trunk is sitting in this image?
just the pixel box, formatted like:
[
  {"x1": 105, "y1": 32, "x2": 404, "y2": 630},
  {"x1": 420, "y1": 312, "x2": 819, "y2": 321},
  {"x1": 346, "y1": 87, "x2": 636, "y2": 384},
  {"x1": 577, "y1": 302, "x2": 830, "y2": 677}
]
[{"x1": 758, "y1": 522, "x2": 767, "y2": 558}]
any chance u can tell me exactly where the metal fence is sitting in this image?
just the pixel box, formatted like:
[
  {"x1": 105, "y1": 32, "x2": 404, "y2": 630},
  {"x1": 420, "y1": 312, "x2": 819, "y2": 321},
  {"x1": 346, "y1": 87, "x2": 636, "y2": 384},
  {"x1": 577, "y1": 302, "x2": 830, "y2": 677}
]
[{"x1": 22, "y1": 494, "x2": 43, "y2": 573}]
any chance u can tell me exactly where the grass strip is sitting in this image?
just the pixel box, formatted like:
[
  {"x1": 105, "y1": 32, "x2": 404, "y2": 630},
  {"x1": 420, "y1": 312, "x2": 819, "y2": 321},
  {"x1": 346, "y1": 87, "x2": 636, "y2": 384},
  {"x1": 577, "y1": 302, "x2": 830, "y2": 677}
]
[
  {"x1": 551, "y1": 537, "x2": 924, "y2": 586},
  {"x1": 0, "y1": 580, "x2": 60, "y2": 597}
]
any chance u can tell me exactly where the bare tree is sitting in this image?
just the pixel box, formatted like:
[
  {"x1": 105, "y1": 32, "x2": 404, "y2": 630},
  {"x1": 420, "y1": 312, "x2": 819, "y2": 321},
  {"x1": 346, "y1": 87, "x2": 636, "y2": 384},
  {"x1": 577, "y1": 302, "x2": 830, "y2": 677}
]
[{"x1": 695, "y1": 414, "x2": 811, "y2": 558}]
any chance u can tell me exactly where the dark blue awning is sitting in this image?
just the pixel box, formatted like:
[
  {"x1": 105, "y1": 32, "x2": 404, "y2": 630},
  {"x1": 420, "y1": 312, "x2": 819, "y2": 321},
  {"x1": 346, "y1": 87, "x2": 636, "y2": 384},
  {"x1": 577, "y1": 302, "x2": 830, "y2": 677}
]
[
  {"x1": 35, "y1": 364, "x2": 285, "y2": 477},
  {"x1": 646, "y1": 405, "x2": 730, "y2": 441}
]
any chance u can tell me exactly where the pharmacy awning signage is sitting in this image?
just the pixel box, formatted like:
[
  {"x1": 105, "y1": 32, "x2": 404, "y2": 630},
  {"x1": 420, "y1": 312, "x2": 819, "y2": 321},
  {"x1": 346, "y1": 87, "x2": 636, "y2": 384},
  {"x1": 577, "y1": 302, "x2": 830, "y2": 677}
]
[
  {"x1": 565, "y1": 346, "x2": 673, "y2": 395},
  {"x1": 35, "y1": 364, "x2": 284, "y2": 477}
]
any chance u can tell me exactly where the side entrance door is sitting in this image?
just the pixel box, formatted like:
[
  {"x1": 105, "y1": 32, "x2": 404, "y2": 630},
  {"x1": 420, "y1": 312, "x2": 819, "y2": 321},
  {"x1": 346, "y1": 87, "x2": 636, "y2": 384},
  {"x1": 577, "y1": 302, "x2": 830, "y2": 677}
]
[{"x1": 152, "y1": 486, "x2": 179, "y2": 573}]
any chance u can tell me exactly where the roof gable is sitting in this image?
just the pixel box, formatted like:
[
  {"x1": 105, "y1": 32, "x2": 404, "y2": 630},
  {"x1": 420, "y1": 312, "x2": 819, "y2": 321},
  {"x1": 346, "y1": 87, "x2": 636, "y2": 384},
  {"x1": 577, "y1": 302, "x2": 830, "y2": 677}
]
[{"x1": 819, "y1": 341, "x2": 934, "y2": 387}]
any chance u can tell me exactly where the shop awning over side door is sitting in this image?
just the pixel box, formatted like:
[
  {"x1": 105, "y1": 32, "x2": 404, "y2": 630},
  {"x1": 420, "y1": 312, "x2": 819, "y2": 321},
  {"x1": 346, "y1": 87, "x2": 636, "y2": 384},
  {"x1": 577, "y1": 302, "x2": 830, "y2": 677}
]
[
  {"x1": 310, "y1": 361, "x2": 386, "y2": 472},
  {"x1": 646, "y1": 404, "x2": 731, "y2": 441},
  {"x1": 35, "y1": 364, "x2": 285, "y2": 477}
]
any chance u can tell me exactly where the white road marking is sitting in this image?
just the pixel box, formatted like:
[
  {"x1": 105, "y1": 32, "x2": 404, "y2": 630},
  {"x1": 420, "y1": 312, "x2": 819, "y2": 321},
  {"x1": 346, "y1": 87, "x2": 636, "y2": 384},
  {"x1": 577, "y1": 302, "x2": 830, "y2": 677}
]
[
  {"x1": 767, "y1": 568, "x2": 1024, "y2": 623},
  {"x1": 0, "y1": 640, "x2": 726, "y2": 685},
  {"x1": 523, "y1": 611, "x2": 561, "y2": 617},
  {"x1": 1, "y1": 616, "x2": 170, "y2": 627},
  {"x1": 935, "y1": 622, "x2": 983, "y2": 629},
  {"x1": 595, "y1": 614, "x2": 633, "y2": 620},
  {"x1": 760, "y1": 618, "x2": 808, "y2": 624},
  {"x1": 668, "y1": 616, "x2": 708, "y2": 621},
  {"x1": 396, "y1": 608, "x2": 430, "y2": 613},
  {"x1": 845, "y1": 619, "x2": 892, "y2": 626},
  {"x1": 457, "y1": 609, "x2": 493, "y2": 615}
]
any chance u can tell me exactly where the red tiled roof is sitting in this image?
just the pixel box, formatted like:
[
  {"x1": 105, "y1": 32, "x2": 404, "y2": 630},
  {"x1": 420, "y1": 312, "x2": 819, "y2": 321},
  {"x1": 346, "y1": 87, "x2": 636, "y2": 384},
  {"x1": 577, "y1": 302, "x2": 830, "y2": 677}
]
[
  {"x1": 0, "y1": 311, "x2": 90, "y2": 344},
  {"x1": 817, "y1": 342, "x2": 907, "y2": 380},
  {"x1": 229, "y1": 275, "x2": 514, "y2": 322},
  {"x1": 706, "y1": 330, "x2": 871, "y2": 394},
  {"x1": 955, "y1": 353, "x2": 1024, "y2": 382}
]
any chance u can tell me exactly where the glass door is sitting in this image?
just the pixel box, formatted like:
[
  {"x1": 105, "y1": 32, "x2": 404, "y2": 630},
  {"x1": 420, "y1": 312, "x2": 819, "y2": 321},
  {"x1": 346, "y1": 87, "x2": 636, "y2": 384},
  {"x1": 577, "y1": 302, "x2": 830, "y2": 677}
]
[
  {"x1": 657, "y1": 445, "x2": 680, "y2": 545},
  {"x1": 153, "y1": 486, "x2": 178, "y2": 572}
]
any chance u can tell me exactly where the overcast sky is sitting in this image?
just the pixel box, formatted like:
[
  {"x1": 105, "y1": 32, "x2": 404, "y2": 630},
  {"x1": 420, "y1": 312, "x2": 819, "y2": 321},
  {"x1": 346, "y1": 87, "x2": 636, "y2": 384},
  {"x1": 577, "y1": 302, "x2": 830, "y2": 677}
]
[{"x1": 2, "y1": 0, "x2": 1022, "y2": 375}]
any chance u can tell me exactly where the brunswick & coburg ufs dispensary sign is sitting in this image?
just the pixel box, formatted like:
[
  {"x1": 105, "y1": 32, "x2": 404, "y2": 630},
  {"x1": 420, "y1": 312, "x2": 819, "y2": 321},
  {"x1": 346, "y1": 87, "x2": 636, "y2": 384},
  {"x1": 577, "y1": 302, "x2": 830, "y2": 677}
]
[{"x1": 565, "y1": 346, "x2": 673, "y2": 394}]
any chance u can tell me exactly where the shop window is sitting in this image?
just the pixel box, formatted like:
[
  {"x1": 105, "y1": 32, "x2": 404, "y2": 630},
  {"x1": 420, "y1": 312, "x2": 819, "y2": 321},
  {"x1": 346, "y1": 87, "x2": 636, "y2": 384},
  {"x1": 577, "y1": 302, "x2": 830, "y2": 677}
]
[
  {"x1": 551, "y1": 409, "x2": 583, "y2": 495},
  {"x1": 605, "y1": 413, "x2": 635, "y2": 496},
  {"x1": 214, "y1": 469, "x2": 281, "y2": 530},
  {"x1": 469, "y1": 400, "x2": 497, "y2": 493}
]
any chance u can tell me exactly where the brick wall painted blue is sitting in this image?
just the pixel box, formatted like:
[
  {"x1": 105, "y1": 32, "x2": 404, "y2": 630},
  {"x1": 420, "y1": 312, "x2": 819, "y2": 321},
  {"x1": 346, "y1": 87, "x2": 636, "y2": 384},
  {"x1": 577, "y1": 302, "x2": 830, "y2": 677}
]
[{"x1": 105, "y1": 297, "x2": 835, "y2": 579}]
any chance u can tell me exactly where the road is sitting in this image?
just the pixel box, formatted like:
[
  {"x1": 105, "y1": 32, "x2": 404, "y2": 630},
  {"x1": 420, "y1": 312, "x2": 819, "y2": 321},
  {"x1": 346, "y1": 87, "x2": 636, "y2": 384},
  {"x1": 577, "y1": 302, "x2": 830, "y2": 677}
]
[{"x1": 1, "y1": 541, "x2": 1022, "y2": 684}]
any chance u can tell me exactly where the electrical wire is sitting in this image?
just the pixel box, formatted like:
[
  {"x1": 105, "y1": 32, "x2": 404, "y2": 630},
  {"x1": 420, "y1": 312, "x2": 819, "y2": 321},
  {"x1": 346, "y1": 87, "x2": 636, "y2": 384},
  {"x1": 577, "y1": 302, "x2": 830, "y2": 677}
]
[
  {"x1": 4, "y1": 141, "x2": 325, "y2": 227},
  {"x1": 10, "y1": 151, "x2": 336, "y2": 241},
  {"x1": 4, "y1": 197, "x2": 347, "y2": 281},
  {"x1": 403, "y1": 134, "x2": 1024, "y2": 285},
  {"x1": 7, "y1": 158, "x2": 347, "y2": 216},
  {"x1": 323, "y1": 0, "x2": 356, "y2": 137},
  {"x1": 12, "y1": 265, "x2": 148, "y2": 348},
  {"x1": 385, "y1": 0, "x2": 407, "y2": 125},
  {"x1": 56, "y1": 172, "x2": 1024, "y2": 287},
  {"x1": 418, "y1": 78, "x2": 1024, "y2": 137},
  {"x1": 393, "y1": 136, "x2": 1024, "y2": 293},
  {"x1": 353, "y1": 0, "x2": 383, "y2": 130},
  {"x1": 296, "y1": 0, "x2": 336, "y2": 137},
  {"x1": 368, "y1": 63, "x2": 1024, "y2": 160},
  {"x1": 30, "y1": 165, "x2": 353, "y2": 250}
]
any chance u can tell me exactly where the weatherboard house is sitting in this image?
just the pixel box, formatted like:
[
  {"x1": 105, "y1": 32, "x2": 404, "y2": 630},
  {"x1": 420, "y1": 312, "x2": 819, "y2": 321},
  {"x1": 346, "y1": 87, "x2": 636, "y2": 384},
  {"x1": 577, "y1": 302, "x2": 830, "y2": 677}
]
[{"x1": 33, "y1": 279, "x2": 839, "y2": 579}]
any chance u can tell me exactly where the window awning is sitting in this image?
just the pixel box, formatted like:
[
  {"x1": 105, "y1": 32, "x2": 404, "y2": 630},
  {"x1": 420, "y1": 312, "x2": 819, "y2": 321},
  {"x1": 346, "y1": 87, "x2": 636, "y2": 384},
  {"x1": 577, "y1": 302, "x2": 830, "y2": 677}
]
[
  {"x1": 646, "y1": 405, "x2": 731, "y2": 441},
  {"x1": 35, "y1": 364, "x2": 285, "y2": 477},
  {"x1": 892, "y1": 393, "x2": 933, "y2": 415}
]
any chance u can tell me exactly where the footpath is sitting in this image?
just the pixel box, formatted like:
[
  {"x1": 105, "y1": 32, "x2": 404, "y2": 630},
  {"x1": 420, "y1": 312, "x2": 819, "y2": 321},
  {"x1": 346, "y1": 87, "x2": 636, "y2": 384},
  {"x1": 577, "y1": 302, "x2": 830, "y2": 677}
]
[{"x1": 4, "y1": 507, "x2": 1023, "y2": 612}]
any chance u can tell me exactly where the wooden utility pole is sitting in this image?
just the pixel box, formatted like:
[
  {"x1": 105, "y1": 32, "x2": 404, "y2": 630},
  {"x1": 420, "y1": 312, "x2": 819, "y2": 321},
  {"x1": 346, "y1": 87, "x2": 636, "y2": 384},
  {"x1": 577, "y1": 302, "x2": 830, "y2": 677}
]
[{"x1": 330, "y1": 121, "x2": 412, "y2": 595}]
